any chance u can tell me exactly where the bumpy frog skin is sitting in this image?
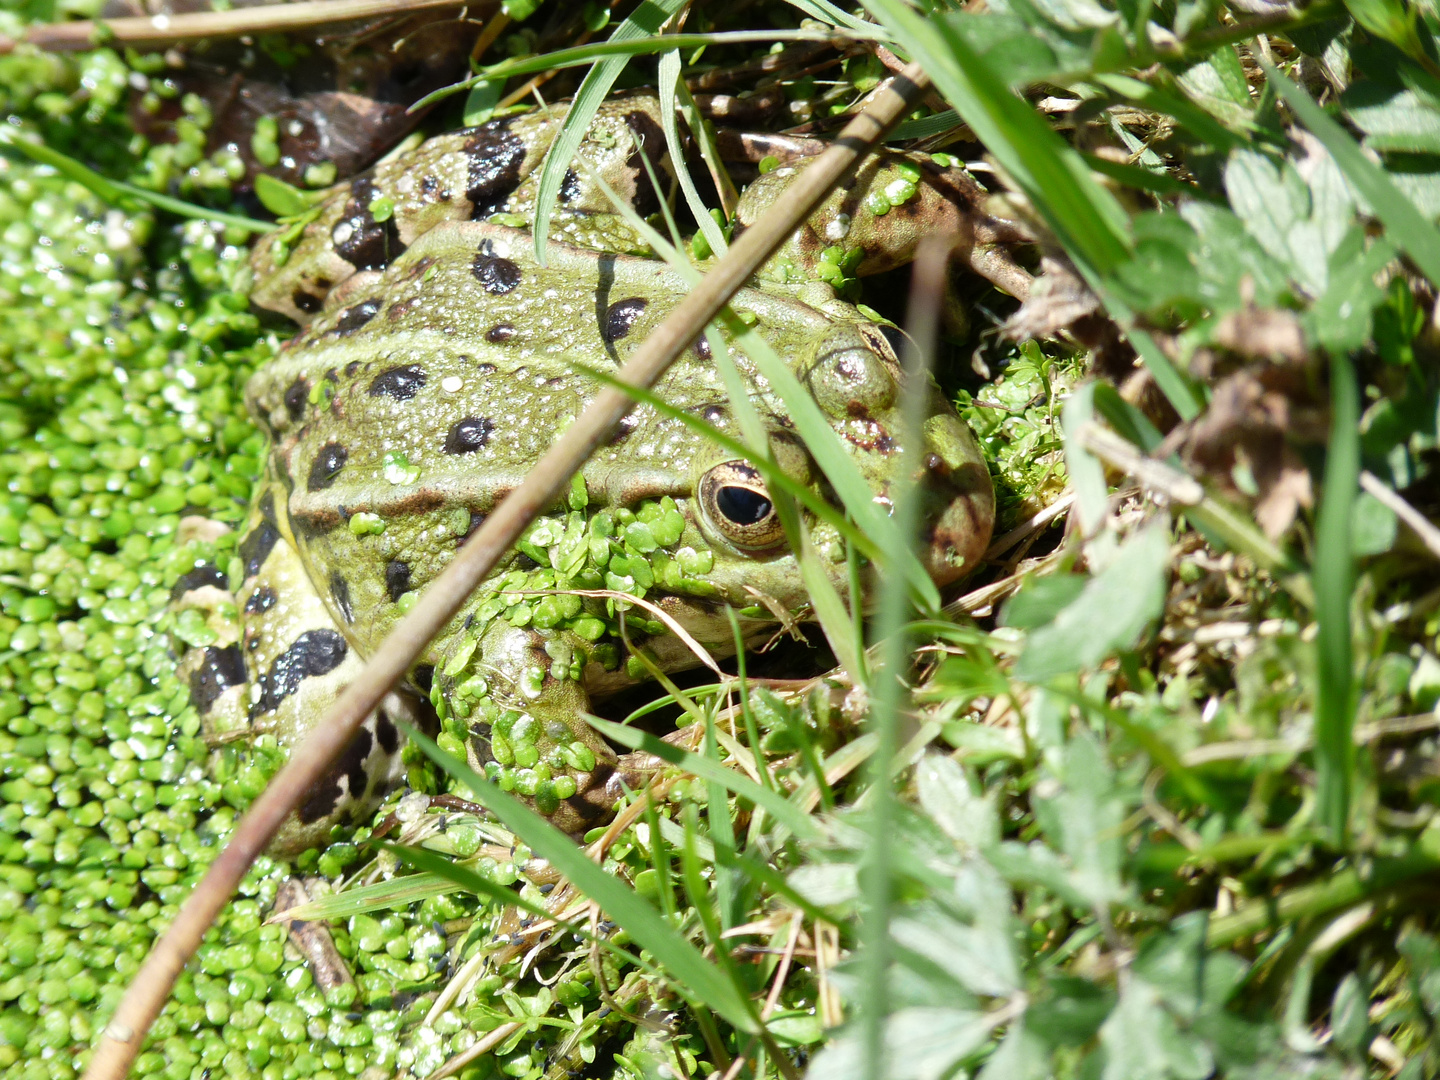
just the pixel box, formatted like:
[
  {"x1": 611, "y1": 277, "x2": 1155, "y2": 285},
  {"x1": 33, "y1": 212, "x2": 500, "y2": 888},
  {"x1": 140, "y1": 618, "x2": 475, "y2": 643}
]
[{"x1": 178, "y1": 93, "x2": 1000, "y2": 852}]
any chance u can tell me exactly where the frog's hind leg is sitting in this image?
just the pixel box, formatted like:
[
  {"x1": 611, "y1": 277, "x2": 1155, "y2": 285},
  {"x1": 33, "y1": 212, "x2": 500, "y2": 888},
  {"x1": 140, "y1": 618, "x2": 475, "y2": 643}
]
[{"x1": 177, "y1": 491, "x2": 424, "y2": 854}]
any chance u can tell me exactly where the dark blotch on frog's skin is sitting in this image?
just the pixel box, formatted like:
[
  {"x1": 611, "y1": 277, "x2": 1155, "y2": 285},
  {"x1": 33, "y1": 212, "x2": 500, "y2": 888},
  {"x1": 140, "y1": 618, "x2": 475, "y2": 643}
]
[
  {"x1": 308, "y1": 442, "x2": 349, "y2": 491},
  {"x1": 464, "y1": 120, "x2": 527, "y2": 218},
  {"x1": 472, "y1": 253, "x2": 522, "y2": 294},
  {"x1": 284, "y1": 378, "x2": 310, "y2": 421},
  {"x1": 486, "y1": 323, "x2": 517, "y2": 343},
  {"x1": 299, "y1": 727, "x2": 372, "y2": 824},
  {"x1": 623, "y1": 111, "x2": 667, "y2": 217},
  {"x1": 239, "y1": 521, "x2": 280, "y2": 579},
  {"x1": 252, "y1": 629, "x2": 349, "y2": 716},
  {"x1": 334, "y1": 177, "x2": 406, "y2": 271},
  {"x1": 559, "y1": 167, "x2": 583, "y2": 203},
  {"x1": 693, "y1": 335, "x2": 712, "y2": 360},
  {"x1": 334, "y1": 299, "x2": 382, "y2": 336},
  {"x1": 245, "y1": 586, "x2": 277, "y2": 615},
  {"x1": 385, "y1": 560, "x2": 412, "y2": 602},
  {"x1": 413, "y1": 664, "x2": 435, "y2": 693},
  {"x1": 604, "y1": 298, "x2": 648, "y2": 343},
  {"x1": 171, "y1": 563, "x2": 228, "y2": 600},
  {"x1": 444, "y1": 416, "x2": 496, "y2": 454},
  {"x1": 375, "y1": 710, "x2": 400, "y2": 753},
  {"x1": 330, "y1": 573, "x2": 354, "y2": 623},
  {"x1": 460, "y1": 510, "x2": 486, "y2": 547},
  {"x1": 292, "y1": 289, "x2": 324, "y2": 315},
  {"x1": 607, "y1": 412, "x2": 640, "y2": 446},
  {"x1": 369, "y1": 364, "x2": 427, "y2": 401},
  {"x1": 189, "y1": 645, "x2": 247, "y2": 715}
]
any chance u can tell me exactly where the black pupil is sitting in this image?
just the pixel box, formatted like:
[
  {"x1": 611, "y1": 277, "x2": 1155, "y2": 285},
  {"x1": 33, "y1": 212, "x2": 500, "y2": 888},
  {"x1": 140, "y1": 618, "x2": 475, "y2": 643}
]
[{"x1": 716, "y1": 485, "x2": 772, "y2": 526}]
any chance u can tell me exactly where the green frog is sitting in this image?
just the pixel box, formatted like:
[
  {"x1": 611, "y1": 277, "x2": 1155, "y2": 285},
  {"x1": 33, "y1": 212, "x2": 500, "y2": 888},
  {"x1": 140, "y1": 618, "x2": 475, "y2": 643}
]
[{"x1": 176, "y1": 93, "x2": 1004, "y2": 852}]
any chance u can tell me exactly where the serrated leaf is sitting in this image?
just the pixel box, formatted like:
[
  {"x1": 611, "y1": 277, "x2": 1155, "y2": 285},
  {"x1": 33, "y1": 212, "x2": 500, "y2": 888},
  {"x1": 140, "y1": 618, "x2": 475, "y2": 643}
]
[
  {"x1": 915, "y1": 754, "x2": 1000, "y2": 850},
  {"x1": 891, "y1": 909, "x2": 1020, "y2": 997},
  {"x1": 1014, "y1": 523, "x2": 1170, "y2": 681}
]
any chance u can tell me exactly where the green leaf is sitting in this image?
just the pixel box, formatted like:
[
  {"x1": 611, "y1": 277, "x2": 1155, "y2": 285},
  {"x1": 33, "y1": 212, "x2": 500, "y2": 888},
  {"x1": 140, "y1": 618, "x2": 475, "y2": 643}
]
[
  {"x1": 976, "y1": 1024, "x2": 1049, "y2": 1080},
  {"x1": 1000, "y1": 575, "x2": 1088, "y2": 631},
  {"x1": 1015, "y1": 523, "x2": 1170, "y2": 682},
  {"x1": 914, "y1": 754, "x2": 999, "y2": 849},
  {"x1": 1099, "y1": 979, "x2": 1215, "y2": 1080},
  {"x1": 1061, "y1": 382, "x2": 1111, "y2": 537},
  {"x1": 405, "y1": 727, "x2": 762, "y2": 1034},
  {"x1": 1262, "y1": 58, "x2": 1440, "y2": 286},
  {"x1": 1035, "y1": 735, "x2": 1128, "y2": 909},
  {"x1": 1308, "y1": 235, "x2": 1397, "y2": 353}
]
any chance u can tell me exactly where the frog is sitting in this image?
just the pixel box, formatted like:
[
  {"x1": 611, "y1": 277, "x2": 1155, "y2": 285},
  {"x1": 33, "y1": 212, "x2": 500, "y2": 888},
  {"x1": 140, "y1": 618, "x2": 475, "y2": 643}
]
[{"x1": 175, "y1": 91, "x2": 1008, "y2": 853}]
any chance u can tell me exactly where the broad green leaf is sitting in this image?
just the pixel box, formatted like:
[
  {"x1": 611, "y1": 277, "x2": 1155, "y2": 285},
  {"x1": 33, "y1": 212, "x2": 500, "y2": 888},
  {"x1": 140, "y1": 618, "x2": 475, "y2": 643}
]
[
  {"x1": 1035, "y1": 735, "x2": 1127, "y2": 909},
  {"x1": 999, "y1": 575, "x2": 1088, "y2": 631},
  {"x1": 1262, "y1": 58, "x2": 1440, "y2": 286},
  {"x1": 1308, "y1": 234, "x2": 1397, "y2": 352},
  {"x1": 1099, "y1": 979, "x2": 1215, "y2": 1080},
  {"x1": 914, "y1": 754, "x2": 1000, "y2": 850},
  {"x1": 1344, "y1": 85, "x2": 1440, "y2": 154},
  {"x1": 1060, "y1": 382, "x2": 1110, "y2": 537},
  {"x1": 976, "y1": 1023, "x2": 1050, "y2": 1080},
  {"x1": 891, "y1": 908, "x2": 1021, "y2": 996},
  {"x1": 1015, "y1": 522, "x2": 1170, "y2": 681}
]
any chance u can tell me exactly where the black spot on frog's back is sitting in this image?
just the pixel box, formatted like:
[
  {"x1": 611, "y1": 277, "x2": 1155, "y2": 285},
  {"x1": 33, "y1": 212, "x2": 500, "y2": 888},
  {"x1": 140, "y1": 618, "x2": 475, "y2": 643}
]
[
  {"x1": 298, "y1": 726, "x2": 374, "y2": 824},
  {"x1": 252, "y1": 629, "x2": 349, "y2": 716},
  {"x1": 333, "y1": 177, "x2": 405, "y2": 271},
  {"x1": 292, "y1": 289, "x2": 323, "y2": 315},
  {"x1": 171, "y1": 563, "x2": 228, "y2": 600},
  {"x1": 189, "y1": 645, "x2": 247, "y2": 715},
  {"x1": 334, "y1": 299, "x2": 381, "y2": 336},
  {"x1": 485, "y1": 323, "x2": 517, "y2": 343},
  {"x1": 368, "y1": 364, "x2": 426, "y2": 401},
  {"x1": 463, "y1": 120, "x2": 527, "y2": 217},
  {"x1": 239, "y1": 521, "x2": 280, "y2": 578},
  {"x1": 472, "y1": 253, "x2": 521, "y2": 295},
  {"x1": 604, "y1": 298, "x2": 648, "y2": 343},
  {"x1": 444, "y1": 416, "x2": 496, "y2": 455},
  {"x1": 308, "y1": 443, "x2": 348, "y2": 492},
  {"x1": 385, "y1": 560, "x2": 412, "y2": 601},
  {"x1": 329, "y1": 572, "x2": 354, "y2": 623},
  {"x1": 284, "y1": 378, "x2": 310, "y2": 421},
  {"x1": 245, "y1": 586, "x2": 277, "y2": 615}
]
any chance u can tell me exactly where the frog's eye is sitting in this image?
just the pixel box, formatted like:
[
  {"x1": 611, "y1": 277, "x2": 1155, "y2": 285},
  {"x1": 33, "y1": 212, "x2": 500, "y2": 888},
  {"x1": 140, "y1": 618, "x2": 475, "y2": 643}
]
[{"x1": 699, "y1": 461, "x2": 786, "y2": 552}]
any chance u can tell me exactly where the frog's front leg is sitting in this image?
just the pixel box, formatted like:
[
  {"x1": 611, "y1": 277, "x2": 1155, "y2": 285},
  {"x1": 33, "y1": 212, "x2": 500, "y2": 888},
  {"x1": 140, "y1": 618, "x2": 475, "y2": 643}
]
[
  {"x1": 738, "y1": 150, "x2": 1032, "y2": 298},
  {"x1": 443, "y1": 619, "x2": 623, "y2": 835}
]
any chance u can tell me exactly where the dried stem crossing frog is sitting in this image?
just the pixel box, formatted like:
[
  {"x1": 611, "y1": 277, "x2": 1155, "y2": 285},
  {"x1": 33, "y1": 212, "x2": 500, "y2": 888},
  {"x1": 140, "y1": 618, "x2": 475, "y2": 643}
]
[{"x1": 178, "y1": 92, "x2": 1014, "y2": 852}]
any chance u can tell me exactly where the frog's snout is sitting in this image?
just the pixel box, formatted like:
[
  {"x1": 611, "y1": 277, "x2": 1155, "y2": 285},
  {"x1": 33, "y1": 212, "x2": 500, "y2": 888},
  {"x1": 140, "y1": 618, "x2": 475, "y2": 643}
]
[{"x1": 916, "y1": 413, "x2": 995, "y2": 588}]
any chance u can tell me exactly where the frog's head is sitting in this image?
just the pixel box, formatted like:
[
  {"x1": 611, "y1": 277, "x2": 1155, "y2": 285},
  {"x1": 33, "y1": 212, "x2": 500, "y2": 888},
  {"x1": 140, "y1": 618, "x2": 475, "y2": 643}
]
[{"x1": 686, "y1": 325, "x2": 994, "y2": 609}]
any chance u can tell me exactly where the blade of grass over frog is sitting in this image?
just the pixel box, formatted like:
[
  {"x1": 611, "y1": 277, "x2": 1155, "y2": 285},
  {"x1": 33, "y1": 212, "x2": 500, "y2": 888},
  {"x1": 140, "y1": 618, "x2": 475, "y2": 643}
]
[
  {"x1": 1260, "y1": 57, "x2": 1440, "y2": 285},
  {"x1": 587, "y1": 716, "x2": 820, "y2": 840},
  {"x1": 861, "y1": 0, "x2": 1131, "y2": 277},
  {"x1": 407, "y1": 727, "x2": 763, "y2": 1035},
  {"x1": 1314, "y1": 351, "x2": 1360, "y2": 845},
  {"x1": 706, "y1": 323, "x2": 865, "y2": 678},
  {"x1": 890, "y1": 109, "x2": 962, "y2": 141},
  {"x1": 9, "y1": 0, "x2": 465, "y2": 51},
  {"x1": 782, "y1": 0, "x2": 886, "y2": 32},
  {"x1": 721, "y1": 312, "x2": 941, "y2": 612},
  {"x1": 660, "y1": 50, "x2": 729, "y2": 259},
  {"x1": 0, "y1": 131, "x2": 273, "y2": 234},
  {"x1": 570, "y1": 157, "x2": 933, "y2": 612},
  {"x1": 529, "y1": 0, "x2": 687, "y2": 262},
  {"x1": 80, "y1": 66, "x2": 930, "y2": 1080},
  {"x1": 265, "y1": 872, "x2": 454, "y2": 923},
  {"x1": 857, "y1": 237, "x2": 949, "y2": 1079},
  {"x1": 573, "y1": 361, "x2": 880, "y2": 560}
]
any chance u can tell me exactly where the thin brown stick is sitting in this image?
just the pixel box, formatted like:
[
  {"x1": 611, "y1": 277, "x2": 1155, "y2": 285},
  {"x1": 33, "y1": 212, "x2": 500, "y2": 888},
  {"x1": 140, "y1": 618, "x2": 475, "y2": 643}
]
[
  {"x1": 80, "y1": 64, "x2": 932, "y2": 1080},
  {"x1": 4, "y1": 0, "x2": 469, "y2": 53}
]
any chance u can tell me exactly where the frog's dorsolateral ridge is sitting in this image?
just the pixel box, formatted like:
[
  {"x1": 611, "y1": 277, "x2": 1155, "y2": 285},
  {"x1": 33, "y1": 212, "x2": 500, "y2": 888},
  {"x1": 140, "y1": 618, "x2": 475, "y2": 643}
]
[{"x1": 178, "y1": 93, "x2": 1000, "y2": 852}]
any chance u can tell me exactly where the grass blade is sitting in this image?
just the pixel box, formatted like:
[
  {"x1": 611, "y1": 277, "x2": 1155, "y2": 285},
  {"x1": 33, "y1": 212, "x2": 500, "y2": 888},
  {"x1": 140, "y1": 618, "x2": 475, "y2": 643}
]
[
  {"x1": 1314, "y1": 351, "x2": 1360, "y2": 844},
  {"x1": 406, "y1": 727, "x2": 762, "y2": 1035},
  {"x1": 529, "y1": 0, "x2": 688, "y2": 261}
]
